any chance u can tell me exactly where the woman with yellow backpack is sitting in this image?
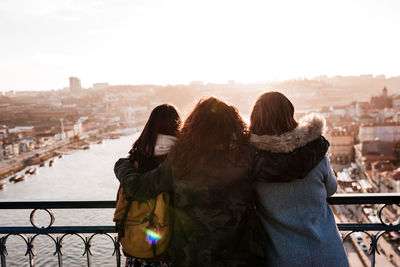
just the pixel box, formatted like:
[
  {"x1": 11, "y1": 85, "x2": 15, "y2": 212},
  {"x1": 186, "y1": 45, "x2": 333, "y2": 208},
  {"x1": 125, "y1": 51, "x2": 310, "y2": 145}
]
[{"x1": 113, "y1": 104, "x2": 181, "y2": 267}]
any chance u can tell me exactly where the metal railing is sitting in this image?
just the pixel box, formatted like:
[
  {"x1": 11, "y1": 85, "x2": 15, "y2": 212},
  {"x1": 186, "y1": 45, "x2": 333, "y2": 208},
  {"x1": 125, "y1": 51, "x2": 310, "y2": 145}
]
[
  {"x1": 1, "y1": 194, "x2": 400, "y2": 267},
  {"x1": 0, "y1": 200, "x2": 119, "y2": 267},
  {"x1": 329, "y1": 193, "x2": 400, "y2": 267}
]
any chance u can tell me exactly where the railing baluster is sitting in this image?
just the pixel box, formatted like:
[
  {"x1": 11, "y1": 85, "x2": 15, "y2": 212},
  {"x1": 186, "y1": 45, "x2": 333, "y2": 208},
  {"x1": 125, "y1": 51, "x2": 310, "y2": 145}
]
[
  {"x1": 26, "y1": 236, "x2": 35, "y2": 267},
  {"x1": 114, "y1": 236, "x2": 121, "y2": 267},
  {"x1": 371, "y1": 252, "x2": 375, "y2": 267},
  {"x1": 57, "y1": 252, "x2": 63, "y2": 267},
  {"x1": 55, "y1": 236, "x2": 63, "y2": 267},
  {"x1": 0, "y1": 237, "x2": 6, "y2": 267},
  {"x1": 85, "y1": 236, "x2": 92, "y2": 267},
  {"x1": 0, "y1": 255, "x2": 5, "y2": 267},
  {"x1": 370, "y1": 235, "x2": 376, "y2": 267}
]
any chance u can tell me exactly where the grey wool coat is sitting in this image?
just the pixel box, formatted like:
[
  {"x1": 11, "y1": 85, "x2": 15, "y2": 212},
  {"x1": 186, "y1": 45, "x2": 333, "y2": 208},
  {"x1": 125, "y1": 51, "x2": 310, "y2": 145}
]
[{"x1": 250, "y1": 114, "x2": 349, "y2": 267}]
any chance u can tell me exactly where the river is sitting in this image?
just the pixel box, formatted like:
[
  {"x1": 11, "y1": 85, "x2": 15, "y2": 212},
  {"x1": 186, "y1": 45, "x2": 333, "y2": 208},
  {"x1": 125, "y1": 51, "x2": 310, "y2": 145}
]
[{"x1": 0, "y1": 133, "x2": 140, "y2": 266}]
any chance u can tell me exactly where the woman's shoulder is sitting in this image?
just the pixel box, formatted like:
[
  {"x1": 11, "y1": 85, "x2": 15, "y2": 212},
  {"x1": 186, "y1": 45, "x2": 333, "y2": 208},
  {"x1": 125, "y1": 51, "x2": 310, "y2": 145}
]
[{"x1": 248, "y1": 136, "x2": 329, "y2": 183}]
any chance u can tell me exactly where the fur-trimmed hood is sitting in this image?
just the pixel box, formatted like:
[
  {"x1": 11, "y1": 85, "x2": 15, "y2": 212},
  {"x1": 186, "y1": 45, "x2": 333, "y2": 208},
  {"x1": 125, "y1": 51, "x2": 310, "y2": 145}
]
[{"x1": 249, "y1": 113, "x2": 326, "y2": 153}]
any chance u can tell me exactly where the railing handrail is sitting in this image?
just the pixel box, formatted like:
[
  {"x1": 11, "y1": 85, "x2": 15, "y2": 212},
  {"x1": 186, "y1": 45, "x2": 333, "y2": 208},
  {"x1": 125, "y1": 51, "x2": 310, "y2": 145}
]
[
  {"x1": 0, "y1": 226, "x2": 116, "y2": 234},
  {"x1": 328, "y1": 193, "x2": 400, "y2": 204},
  {"x1": 0, "y1": 200, "x2": 116, "y2": 209},
  {"x1": 1, "y1": 193, "x2": 400, "y2": 209}
]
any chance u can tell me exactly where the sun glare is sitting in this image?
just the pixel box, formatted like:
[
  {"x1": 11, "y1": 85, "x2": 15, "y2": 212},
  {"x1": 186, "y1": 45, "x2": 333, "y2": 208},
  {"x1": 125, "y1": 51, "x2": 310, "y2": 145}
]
[{"x1": 0, "y1": 0, "x2": 399, "y2": 90}]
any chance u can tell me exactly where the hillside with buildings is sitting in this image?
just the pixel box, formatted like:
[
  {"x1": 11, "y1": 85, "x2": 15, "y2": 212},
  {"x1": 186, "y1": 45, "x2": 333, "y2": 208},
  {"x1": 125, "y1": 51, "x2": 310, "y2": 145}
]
[{"x1": 2, "y1": 74, "x2": 400, "y2": 189}]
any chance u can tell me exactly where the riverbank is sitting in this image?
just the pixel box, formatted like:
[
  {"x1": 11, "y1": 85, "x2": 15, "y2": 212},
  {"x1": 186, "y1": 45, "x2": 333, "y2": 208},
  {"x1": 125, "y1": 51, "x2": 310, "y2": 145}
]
[
  {"x1": 0, "y1": 127, "x2": 140, "y2": 181},
  {"x1": 0, "y1": 150, "x2": 61, "y2": 181}
]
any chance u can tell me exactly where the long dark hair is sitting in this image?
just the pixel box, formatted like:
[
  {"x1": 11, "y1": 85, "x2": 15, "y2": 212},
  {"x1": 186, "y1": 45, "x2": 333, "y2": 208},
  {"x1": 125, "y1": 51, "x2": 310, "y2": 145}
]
[
  {"x1": 167, "y1": 97, "x2": 247, "y2": 178},
  {"x1": 250, "y1": 91, "x2": 298, "y2": 135},
  {"x1": 130, "y1": 104, "x2": 181, "y2": 160}
]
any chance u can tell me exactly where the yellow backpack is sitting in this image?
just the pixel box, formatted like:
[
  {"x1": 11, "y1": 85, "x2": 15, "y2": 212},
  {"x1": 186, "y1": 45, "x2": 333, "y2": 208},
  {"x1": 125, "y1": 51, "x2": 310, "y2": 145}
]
[{"x1": 113, "y1": 167, "x2": 171, "y2": 258}]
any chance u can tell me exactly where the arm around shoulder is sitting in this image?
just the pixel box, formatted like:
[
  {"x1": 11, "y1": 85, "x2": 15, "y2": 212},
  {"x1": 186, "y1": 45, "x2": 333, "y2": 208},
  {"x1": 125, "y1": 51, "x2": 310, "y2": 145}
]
[
  {"x1": 249, "y1": 136, "x2": 329, "y2": 183},
  {"x1": 114, "y1": 158, "x2": 173, "y2": 201}
]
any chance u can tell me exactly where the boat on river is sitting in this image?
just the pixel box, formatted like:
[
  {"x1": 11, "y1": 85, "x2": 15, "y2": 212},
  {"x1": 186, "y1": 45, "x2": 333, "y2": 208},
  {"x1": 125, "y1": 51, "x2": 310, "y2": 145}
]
[
  {"x1": 0, "y1": 182, "x2": 6, "y2": 190},
  {"x1": 9, "y1": 175, "x2": 16, "y2": 182},
  {"x1": 49, "y1": 159, "x2": 54, "y2": 167},
  {"x1": 14, "y1": 174, "x2": 27, "y2": 183},
  {"x1": 27, "y1": 167, "x2": 38, "y2": 175}
]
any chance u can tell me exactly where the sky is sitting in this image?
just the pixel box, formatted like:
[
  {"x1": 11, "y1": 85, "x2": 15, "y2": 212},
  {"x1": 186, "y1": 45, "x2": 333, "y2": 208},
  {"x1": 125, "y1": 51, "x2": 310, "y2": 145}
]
[{"x1": 0, "y1": 0, "x2": 400, "y2": 91}]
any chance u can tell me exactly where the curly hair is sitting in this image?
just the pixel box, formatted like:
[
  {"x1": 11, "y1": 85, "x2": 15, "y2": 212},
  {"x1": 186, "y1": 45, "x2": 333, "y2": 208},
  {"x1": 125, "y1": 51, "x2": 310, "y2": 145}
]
[{"x1": 167, "y1": 97, "x2": 247, "y2": 178}]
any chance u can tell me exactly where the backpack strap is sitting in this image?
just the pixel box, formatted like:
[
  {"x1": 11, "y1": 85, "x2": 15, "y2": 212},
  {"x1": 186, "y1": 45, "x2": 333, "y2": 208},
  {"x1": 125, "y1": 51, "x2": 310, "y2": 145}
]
[
  {"x1": 117, "y1": 194, "x2": 133, "y2": 240},
  {"x1": 148, "y1": 197, "x2": 158, "y2": 257},
  {"x1": 117, "y1": 159, "x2": 139, "y2": 240}
]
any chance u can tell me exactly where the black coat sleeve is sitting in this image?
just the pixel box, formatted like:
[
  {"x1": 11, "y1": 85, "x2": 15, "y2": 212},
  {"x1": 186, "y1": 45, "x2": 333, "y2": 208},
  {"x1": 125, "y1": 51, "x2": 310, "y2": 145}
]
[
  {"x1": 250, "y1": 136, "x2": 330, "y2": 183},
  {"x1": 114, "y1": 158, "x2": 173, "y2": 201}
]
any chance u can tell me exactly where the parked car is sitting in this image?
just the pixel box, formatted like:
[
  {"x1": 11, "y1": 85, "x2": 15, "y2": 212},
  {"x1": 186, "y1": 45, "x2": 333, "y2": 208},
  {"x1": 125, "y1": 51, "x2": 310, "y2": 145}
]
[
  {"x1": 351, "y1": 182, "x2": 361, "y2": 191},
  {"x1": 390, "y1": 231, "x2": 400, "y2": 241},
  {"x1": 344, "y1": 187, "x2": 354, "y2": 193},
  {"x1": 355, "y1": 233, "x2": 363, "y2": 244},
  {"x1": 368, "y1": 215, "x2": 380, "y2": 224},
  {"x1": 362, "y1": 207, "x2": 373, "y2": 216},
  {"x1": 361, "y1": 243, "x2": 368, "y2": 252}
]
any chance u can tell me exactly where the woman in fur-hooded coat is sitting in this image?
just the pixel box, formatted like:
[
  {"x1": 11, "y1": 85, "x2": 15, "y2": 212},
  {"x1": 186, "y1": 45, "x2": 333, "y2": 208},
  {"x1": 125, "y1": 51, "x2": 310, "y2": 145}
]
[{"x1": 249, "y1": 92, "x2": 349, "y2": 267}]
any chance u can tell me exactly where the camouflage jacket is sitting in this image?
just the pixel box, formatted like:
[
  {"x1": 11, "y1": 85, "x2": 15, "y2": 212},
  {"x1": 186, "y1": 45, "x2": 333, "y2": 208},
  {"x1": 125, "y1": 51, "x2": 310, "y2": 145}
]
[{"x1": 114, "y1": 136, "x2": 329, "y2": 267}]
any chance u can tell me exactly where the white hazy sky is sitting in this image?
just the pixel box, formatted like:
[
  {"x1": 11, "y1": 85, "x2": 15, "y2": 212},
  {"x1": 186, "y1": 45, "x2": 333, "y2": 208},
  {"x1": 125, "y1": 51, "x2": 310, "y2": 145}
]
[{"x1": 1, "y1": 0, "x2": 399, "y2": 91}]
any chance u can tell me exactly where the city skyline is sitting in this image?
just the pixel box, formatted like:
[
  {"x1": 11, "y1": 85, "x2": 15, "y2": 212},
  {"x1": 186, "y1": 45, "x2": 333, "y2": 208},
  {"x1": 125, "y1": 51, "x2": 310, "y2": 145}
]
[{"x1": 1, "y1": 0, "x2": 400, "y2": 91}]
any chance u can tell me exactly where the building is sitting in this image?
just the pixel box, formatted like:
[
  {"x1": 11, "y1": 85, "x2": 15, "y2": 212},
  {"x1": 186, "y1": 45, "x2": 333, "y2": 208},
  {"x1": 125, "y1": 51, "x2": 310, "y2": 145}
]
[
  {"x1": 359, "y1": 140, "x2": 396, "y2": 163},
  {"x1": 69, "y1": 77, "x2": 82, "y2": 93},
  {"x1": 73, "y1": 120, "x2": 83, "y2": 137},
  {"x1": 0, "y1": 141, "x2": 4, "y2": 161},
  {"x1": 370, "y1": 87, "x2": 392, "y2": 109},
  {"x1": 346, "y1": 102, "x2": 357, "y2": 118},
  {"x1": 329, "y1": 105, "x2": 347, "y2": 117},
  {"x1": 122, "y1": 106, "x2": 148, "y2": 126},
  {"x1": 93, "y1": 83, "x2": 109, "y2": 90},
  {"x1": 359, "y1": 123, "x2": 400, "y2": 142},
  {"x1": 11, "y1": 142, "x2": 19, "y2": 156},
  {"x1": 8, "y1": 126, "x2": 34, "y2": 139},
  {"x1": 327, "y1": 128, "x2": 354, "y2": 165},
  {"x1": 358, "y1": 115, "x2": 375, "y2": 125},
  {"x1": 18, "y1": 138, "x2": 34, "y2": 153},
  {"x1": 354, "y1": 140, "x2": 397, "y2": 183},
  {"x1": 3, "y1": 143, "x2": 14, "y2": 158},
  {"x1": 393, "y1": 95, "x2": 400, "y2": 109},
  {"x1": 36, "y1": 133, "x2": 56, "y2": 147},
  {"x1": 0, "y1": 125, "x2": 7, "y2": 140},
  {"x1": 355, "y1": 102, "x2": 370, "y2": 119}
]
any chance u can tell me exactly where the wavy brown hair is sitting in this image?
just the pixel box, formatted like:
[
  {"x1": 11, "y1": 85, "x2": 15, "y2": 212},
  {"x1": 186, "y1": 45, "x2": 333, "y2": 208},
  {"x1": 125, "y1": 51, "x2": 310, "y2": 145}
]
[
  {"x1": 250, "y1": 91, "x2": 298, "y2": 135},
  {"x1": 167, "y1": 97, "x2": 247, "y2": 178}
]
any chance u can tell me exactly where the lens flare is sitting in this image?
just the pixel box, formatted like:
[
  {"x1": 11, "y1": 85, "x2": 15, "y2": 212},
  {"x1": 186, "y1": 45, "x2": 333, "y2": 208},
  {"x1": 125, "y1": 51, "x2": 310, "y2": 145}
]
[{"x1": 146, "y1": 229, "x2": 162, "y2": 244}]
